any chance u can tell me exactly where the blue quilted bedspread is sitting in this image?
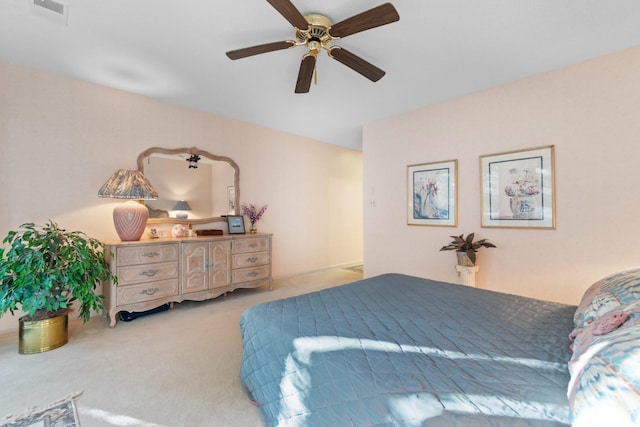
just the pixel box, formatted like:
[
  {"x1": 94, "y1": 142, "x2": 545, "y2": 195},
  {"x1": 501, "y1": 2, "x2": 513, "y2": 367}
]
[{"x1": 240, "y1": 273, "x2": 576, "y2": 426}]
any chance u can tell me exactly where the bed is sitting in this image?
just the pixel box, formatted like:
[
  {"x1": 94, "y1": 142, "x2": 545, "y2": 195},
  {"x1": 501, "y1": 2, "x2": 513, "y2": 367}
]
[{"x1": 239, "y1": 272, "x2": 640, "y2": 426}]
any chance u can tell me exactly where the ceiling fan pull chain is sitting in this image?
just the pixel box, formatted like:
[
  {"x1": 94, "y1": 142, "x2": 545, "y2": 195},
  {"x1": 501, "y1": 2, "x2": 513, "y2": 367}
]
[{"x1": 314, "y1": 65, "x2": 318, "y2": 86}]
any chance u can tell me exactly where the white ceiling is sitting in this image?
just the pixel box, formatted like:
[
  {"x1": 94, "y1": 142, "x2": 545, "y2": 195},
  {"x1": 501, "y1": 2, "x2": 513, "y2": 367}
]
[{"x1": 2, "y1": 0, "x2": 640, "y2": 150}]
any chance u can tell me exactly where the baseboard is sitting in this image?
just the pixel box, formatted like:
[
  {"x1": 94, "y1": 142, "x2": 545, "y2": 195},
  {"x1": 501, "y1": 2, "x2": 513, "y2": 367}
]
[{"x1": 272, "y1": 262, "x2": 363, "y2": 282}]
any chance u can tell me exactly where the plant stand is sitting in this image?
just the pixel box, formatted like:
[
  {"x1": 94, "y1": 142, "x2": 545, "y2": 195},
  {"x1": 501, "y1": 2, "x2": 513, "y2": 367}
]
[{"x1": 455, "y1": 264, "x2": 479, "y2": 287}]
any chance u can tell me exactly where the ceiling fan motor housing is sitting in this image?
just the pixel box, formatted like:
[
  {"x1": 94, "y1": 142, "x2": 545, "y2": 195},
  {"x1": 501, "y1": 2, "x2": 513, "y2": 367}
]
[{"x1": 296, "y1": 13, "x2": 334, "y2": 53}]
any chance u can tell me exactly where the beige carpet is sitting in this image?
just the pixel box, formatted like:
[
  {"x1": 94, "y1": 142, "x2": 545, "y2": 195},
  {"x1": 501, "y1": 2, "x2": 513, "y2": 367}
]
[{"x1": 0, "y1": 268, "x2": 363, "y2": 427}]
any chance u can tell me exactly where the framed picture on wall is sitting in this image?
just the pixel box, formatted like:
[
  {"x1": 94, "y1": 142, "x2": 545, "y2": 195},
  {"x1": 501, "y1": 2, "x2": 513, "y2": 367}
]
[
  {"x1": 480, "y1": 145, "x2": 556, "y2": 229},
  {"x1": 407, "y1": 159, "x2": 457, "y2": 227},
  {"x1": 227, "y1": 215, "x2": 246, "y2": 234}
]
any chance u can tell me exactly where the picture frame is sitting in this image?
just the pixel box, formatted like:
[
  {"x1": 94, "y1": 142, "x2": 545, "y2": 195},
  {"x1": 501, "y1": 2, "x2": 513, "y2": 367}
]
[
  {"x1": 407, "y1": 159, "x2": 457, "y2": 227},
  {"x1": 227, "y1": 215, "x2": 246, "y2": 234},
  {"x1": 480, "y1": 145, "x2": 556, "y2": 229}
]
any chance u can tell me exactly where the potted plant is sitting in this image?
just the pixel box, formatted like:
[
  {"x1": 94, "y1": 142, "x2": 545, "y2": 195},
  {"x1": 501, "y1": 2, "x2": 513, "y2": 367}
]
[
  {"x1": 241, "y1": 203, "x2": 269, "y2": 234},
  {"x1": 0, "y1": 221, "x2": 114, "y2": 354},
  {"x1": 440, "y1": 232, "x2": 496, "y2": 266}
]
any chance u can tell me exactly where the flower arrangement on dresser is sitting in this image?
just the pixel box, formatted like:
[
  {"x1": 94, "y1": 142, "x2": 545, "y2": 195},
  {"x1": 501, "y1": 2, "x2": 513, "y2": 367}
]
[{"x1": 241, "y1": 203, "x2": 268, "y2": 234}]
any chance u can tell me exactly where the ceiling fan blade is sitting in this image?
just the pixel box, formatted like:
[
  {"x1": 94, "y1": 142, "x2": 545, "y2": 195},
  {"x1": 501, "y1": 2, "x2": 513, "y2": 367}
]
[
  {"x1": 226, "y1": 41, "x2": 296, "y2": 60},
  {"x1": 329, "y1": 47, "x2": 385, "y2": 82},
  {"x1": 295, "y1": 55, "x2": 316, "y2": 93},
  {"x1": 266, "y1": 0, "x2": 308, "y2": 29},
  {"x1": 329, "y1": 3, "x2": 399, "y2": 39}
]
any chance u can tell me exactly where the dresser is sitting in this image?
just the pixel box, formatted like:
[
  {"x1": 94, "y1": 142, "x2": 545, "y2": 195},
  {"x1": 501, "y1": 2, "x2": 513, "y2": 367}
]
[{"x1": 104, "y1": 233, "x2": 272, "y2": 327}]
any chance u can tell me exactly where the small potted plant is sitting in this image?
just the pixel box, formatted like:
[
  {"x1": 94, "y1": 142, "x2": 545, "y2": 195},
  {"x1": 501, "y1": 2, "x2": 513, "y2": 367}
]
[
  {"x1": 0, "y1": 221, "x2": 114, "y2": 354},
  {"x1": 241, "y1": 203, "x2": 268, "y2": 234},
  {"x1": 440, "y1": 233, "x2": 496, "y2": 266}
]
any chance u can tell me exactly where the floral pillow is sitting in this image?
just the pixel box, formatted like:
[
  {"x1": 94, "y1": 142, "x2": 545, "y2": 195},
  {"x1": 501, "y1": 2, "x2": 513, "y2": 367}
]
[
  {"x1": 568, "y1": 323, "x2": 640, "y2": 427},
  {"x1": 573, "y1": 267, "x2": 640, "y2": 330},
  {"x1": 569, "y1": 302, "x2": 640, "y2": 361}
]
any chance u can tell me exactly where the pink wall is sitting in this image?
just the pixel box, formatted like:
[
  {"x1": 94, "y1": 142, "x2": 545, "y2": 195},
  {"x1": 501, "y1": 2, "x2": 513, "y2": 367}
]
[
  {"x1": 363, "y1": 46, "x2": 640, "y2": 305},
  {"x1": 0, "y1": 61, "x2": 363, "y2": 333}
]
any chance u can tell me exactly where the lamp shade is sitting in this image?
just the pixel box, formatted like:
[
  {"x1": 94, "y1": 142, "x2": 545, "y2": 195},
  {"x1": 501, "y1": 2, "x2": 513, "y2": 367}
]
[
  {"x1": 98, "y1": 170, "x2": 158, "y2": 241},
  {"x1": 172, "y1": 200, "x2": 192, "y2": 211},
  {"x1": 98, "y1": 169, "x2": 158, "y2": 200}
]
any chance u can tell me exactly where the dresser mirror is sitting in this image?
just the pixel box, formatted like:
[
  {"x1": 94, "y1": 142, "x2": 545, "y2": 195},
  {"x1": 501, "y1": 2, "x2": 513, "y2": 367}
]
[{"x1": 137, "y1": 147, "x2": 240, "y2": 225}]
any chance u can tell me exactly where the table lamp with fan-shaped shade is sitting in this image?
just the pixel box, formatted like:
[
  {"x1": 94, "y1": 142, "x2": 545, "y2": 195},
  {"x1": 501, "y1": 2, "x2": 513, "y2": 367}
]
[{"x1": 98, "y1": 169, "x2": 158, "y2": 241}]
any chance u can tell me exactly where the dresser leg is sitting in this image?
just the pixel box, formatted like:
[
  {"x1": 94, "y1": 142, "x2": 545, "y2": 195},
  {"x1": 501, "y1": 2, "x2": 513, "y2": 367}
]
[{"x1": 108, "y1": 310, "x2": 117, "y2": 328}]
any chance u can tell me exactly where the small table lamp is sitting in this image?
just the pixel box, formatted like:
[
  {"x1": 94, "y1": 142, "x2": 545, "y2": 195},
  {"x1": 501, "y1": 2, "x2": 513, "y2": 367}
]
[
  {"x1": 98, "y1": 169, "x2": 158, "y2": 241},
  {"x1": 172, "y1": 200, "x2": 192, "y2": 219}
]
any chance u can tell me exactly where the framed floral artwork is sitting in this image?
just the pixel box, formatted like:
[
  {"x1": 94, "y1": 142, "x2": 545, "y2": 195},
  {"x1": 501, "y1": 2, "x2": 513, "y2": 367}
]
[
  {"x1": 407, "y1": 159, "x2": 457, "y2": 227},
  {"x1": 480, "y1": 145, "x2": 556, "y2": 229}
]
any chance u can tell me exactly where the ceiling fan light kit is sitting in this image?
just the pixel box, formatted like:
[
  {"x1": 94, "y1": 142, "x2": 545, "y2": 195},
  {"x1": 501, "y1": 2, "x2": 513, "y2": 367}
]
[{"x1": 225, "y1": 0, "x2": 399, "y2": 93}]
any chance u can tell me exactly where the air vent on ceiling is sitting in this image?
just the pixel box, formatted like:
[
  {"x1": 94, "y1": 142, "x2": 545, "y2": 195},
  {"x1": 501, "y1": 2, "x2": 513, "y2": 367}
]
[{"x1": 31, "y1": 0, "x2": 69, "y2": 25}]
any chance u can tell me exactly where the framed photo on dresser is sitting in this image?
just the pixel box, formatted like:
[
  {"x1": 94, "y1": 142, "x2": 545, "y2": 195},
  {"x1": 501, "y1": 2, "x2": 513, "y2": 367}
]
[{"x1": 227, "y1": 215, "x2": 246, "y2": 234}]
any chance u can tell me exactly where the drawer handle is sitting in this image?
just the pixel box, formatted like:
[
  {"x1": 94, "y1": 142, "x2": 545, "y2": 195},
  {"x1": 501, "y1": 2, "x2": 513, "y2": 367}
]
[
  {"x1": 142, "y1": 251, "x2": 161, "y2": 258},
  {"x1": 247, "y1": 256, "x2": 258, "y2": 263},
  {"x1": 141, "y1": 287, "x2": 160, "y2": 296},
  {"x1": 247, "y1": 271, "x2": 259, "y2": 278},
  {"x1": 140, "y1": 269, "x2": 160, "y2": 277},
  {"x1": 249, "y1": 243, "x2": 258, "y2": 248}
]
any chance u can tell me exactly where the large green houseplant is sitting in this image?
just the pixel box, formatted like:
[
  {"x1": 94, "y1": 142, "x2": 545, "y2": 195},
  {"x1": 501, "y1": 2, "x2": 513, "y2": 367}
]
[
  {"x1": 0, "y1": 221, "x2": 114, "y2": 352},
  {"x1": 440, "y1": 232, "x2": 496, "y2": 266}
]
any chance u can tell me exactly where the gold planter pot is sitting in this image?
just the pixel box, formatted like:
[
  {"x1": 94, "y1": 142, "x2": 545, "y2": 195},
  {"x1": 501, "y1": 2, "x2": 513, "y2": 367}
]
[{"x1": 18, "y1": 313, "x2": 68, "y2": 355}]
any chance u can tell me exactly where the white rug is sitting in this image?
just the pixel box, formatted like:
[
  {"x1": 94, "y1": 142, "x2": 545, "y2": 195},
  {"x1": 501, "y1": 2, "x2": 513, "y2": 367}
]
[{"x1": 0, "y1": 392, "x2": 81, "y2": 427}]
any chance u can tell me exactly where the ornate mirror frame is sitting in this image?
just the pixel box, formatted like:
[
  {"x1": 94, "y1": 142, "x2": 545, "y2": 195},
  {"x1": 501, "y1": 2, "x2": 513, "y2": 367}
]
[{"x1": 137, "y1": 147, "x2": 240, "y2": 225}]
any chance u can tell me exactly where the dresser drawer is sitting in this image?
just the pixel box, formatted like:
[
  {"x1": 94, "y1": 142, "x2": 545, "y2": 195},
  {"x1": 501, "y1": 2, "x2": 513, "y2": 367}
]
[
  {"x1": 116, "y1": 279, "x2": 179, "y2": 305},
  {"x1": 232, "y1": 237, "x2": 270, "y2": 254},
  {"x1": 232, "y1": 251, "x2": 269, "y2": 269},
  {"x1": 117, "y1": 261, "x2": 179, "y2": 285},
  {"x1": 232, "y1": 265, "x2": 270, "y2": 284},
  {"x1": 117, "y1": 244, "x2": 179, "y2": 267}
]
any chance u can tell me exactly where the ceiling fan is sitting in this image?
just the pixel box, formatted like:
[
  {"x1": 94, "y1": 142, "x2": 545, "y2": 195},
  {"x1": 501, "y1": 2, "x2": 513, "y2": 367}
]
[{"x1": 225, "y1": 0, "x2": 400, "y2": 93}]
